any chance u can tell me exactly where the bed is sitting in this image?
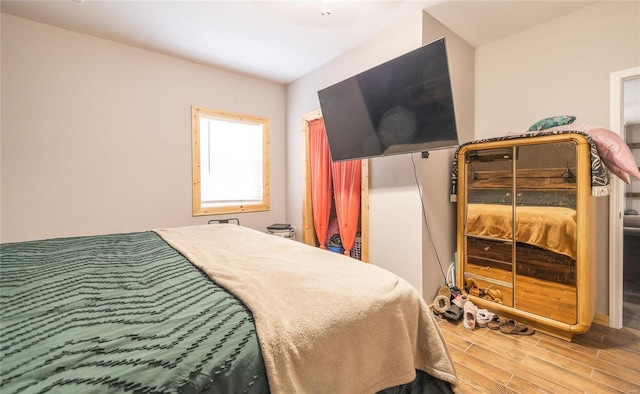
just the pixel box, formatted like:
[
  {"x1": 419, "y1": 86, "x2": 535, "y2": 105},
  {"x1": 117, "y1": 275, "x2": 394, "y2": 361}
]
[{"x1": 0, "y1": 224, "x2": 457, "y2": 393}]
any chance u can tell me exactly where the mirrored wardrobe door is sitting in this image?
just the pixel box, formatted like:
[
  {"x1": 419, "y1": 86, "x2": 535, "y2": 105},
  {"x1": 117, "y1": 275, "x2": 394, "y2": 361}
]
[
  {"x1": 463, "y1": 147, "x2": 516, "y2": 308},
  {"x1": 513, "y1": 141, "x2": 578, "y2": 324}
]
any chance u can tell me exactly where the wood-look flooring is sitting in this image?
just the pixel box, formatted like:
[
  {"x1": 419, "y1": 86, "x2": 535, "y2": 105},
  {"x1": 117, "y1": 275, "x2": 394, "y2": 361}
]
[
  {"x1": 437, "y1": 317, "x2": 640, "y2": 393},
  {"x1": 624, "y1": 280, "x2": 640, "y2": 330}
]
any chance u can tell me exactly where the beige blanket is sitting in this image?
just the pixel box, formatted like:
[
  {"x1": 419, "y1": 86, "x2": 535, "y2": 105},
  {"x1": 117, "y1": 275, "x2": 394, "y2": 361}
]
[
  {"x1": 466, "y1": 203, "x2": 577, "y2": 260},
  {"x1": 154, "y1": 224, "x2": 457, "y2": 394}
]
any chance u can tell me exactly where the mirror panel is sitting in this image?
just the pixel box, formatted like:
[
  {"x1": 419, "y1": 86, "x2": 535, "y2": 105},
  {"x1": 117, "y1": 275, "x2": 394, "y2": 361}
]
[
  {"x1": 513, "y1": 142, "x2": 577, "y2": 324},
  {"x1": 463, "y1": 147, "x2": 515, "y2": 308}
]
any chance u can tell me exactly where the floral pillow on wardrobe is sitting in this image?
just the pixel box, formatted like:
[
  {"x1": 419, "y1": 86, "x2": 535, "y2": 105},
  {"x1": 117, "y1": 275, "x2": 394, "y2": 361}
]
[{"x1": 527, "y1": 115, "x2": 576, "y2": 132}]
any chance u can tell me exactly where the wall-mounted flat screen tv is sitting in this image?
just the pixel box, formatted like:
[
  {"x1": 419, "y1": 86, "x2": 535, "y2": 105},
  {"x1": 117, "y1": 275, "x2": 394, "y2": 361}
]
[{"x1": 317, "y1": 37, "x2": 458, "y2": 162}]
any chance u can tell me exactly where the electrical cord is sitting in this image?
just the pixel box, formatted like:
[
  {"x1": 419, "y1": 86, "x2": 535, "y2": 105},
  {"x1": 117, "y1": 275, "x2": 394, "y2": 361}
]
[{"x1": 410, "y1": 154, "x2": 448, "y2": 284}]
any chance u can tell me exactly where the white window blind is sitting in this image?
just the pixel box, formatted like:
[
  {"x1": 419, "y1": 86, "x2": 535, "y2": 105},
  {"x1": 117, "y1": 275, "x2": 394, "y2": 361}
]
[{"x1": 200, "y1": 117, "x2": 264, "y2": 206}]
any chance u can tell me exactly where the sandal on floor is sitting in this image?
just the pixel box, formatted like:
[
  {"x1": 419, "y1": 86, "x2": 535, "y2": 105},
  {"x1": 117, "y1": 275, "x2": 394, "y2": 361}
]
[
  {"x1": 499, "y1": 320, "x2": 535, "y2": 335},
  {"x1": 487, "y1": 315, "x2": 506, "y2": 330},
  {"x1": 444, "y1": 304, "x2": 463, "y2": 321}
]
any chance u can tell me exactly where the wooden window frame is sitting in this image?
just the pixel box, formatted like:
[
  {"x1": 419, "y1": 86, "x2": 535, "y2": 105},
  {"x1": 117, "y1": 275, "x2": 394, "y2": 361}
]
[{"x1": 192, "y1": 106, "x2": 270, "y2": 216}]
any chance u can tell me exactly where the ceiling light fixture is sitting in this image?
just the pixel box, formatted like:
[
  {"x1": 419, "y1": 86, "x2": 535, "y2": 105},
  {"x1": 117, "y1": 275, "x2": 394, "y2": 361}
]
[{"x1": 321, "y1": 0, "x2": 331, "y2": 15}]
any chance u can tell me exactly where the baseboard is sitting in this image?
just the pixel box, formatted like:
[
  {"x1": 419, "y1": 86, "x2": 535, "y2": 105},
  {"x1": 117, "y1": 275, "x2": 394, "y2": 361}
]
[{"x1": 593, "y1": 313, "x2": 609, "y2": 327}]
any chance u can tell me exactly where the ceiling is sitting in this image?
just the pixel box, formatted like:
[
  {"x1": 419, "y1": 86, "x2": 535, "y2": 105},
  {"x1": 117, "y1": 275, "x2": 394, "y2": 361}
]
[{"x1": 1, "y1": 0, "x2": 598, "y2": 84}]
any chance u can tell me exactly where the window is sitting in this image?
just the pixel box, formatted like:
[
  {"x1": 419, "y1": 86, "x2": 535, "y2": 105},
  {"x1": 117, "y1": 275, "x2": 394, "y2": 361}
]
[{"x1": 192, "y1": 106, "x2": 270, "y2": 216}]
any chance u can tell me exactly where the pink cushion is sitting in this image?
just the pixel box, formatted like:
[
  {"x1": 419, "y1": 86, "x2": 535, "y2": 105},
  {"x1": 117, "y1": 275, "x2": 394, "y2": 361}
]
[
  {"x1": 586, "y1": 128, "x2": 640, "y2": 184},
  {"x1": 607, "y1": 162, "x2": 632, "y2": 184}
]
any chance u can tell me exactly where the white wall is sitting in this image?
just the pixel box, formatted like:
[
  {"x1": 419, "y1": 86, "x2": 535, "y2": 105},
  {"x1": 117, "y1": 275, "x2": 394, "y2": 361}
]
[
  {"x1": 0, "y1": 14, "x2": 287, "y2": 243},
  {"x1": 474, "y1": 1, "x2": 640, "y2": 315},
  {"x1": 285, "y1": 11, "x2": 474, "y2": 298},
  {"x1": 419, "y1": 13, "x2": 475, "y2": 299},
  {"x1": 285, "y1": 11, "x2": 425, "y2": 292}
]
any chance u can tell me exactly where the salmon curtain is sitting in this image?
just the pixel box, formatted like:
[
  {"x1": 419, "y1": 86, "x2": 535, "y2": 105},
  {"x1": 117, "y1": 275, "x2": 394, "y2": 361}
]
[
  {"x1": 331, "y1": 160, "x2": 361, "y2": 256},
  {"x1": 309, "y1": 118, "x2": 332, "y2": 249}
]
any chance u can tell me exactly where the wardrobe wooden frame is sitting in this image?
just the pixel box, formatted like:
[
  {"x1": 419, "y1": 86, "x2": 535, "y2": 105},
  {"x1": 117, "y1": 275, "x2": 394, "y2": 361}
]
[{"x1": 456, "y1": 133, "x2": 596, "y2": 341}]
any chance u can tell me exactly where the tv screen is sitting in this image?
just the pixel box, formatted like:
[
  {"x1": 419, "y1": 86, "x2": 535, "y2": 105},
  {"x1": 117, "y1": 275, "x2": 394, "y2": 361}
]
[{"x1": 318, "y1": 37, "x2": 458, "y2": 162}]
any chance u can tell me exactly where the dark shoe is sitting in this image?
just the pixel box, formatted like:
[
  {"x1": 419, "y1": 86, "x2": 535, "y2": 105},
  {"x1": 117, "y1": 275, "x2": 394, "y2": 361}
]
[{"x1": 444, "y1": 304, "x2": 463, "y2": 321}]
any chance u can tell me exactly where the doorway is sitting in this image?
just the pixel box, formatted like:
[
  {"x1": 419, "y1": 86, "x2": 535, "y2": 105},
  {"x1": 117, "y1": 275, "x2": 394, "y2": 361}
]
[
  {"x1": 301, "y1": 109, "x2": 370, "y2": 262},
  {"x1": 609, "y1": 67, "x2": 640, "y2": 329}
]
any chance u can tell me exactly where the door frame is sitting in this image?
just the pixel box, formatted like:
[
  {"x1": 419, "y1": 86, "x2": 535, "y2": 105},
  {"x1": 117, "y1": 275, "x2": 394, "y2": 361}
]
[
  {"x1": 301, "y1": 109, "x2": 370, "y2": 262},
  {"x1": 609, "y1": 66, "x2": 640, "y2": 329}
]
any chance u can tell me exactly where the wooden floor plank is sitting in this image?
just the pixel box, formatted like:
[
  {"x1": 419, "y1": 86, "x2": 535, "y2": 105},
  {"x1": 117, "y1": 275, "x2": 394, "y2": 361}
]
[
  {"x1": 464, "y1": 332, "x2": 528, "y2": 364},
  {"x1": 520, "y1": 344, "x2": 594, "y2": 378},
  {"x1": 437, "y1": 316, "x2": 640, "y2": 394},
  {"x1": 535, "y1": 332, "x2": 599, "y2": 358},
  {"x1": 520, "y1": 354, "x2": 615, "y2": 393},
  {"x1": 451, "y1": 360, "x2": 505, "y2": 393},
  {"x1": 507, "y1": 374, "x2": 575, "y2": 394},
  {"x1": 590, "y1": 368, "x2": 640, "y2": 393},
  {"x1": 590, "y1": 356, "x2": 640, "y2": 386}
]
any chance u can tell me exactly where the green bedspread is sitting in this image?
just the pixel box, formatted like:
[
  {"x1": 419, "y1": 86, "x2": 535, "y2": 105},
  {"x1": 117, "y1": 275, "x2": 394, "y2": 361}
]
[
  {"x1": 1, "y1": 230, "x2": 453, "y2": 394},
  {"x1": 0, "y1": 231, "x2": 269, "y2": 393}
]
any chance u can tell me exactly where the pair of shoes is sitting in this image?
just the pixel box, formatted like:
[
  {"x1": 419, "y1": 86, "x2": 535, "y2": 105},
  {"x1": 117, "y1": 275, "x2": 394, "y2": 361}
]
[
  {"x1": 433, "y1": 285, "x2": 451, "y2": 314},
  {"x1": 463, "y1": 301, "x2": 477, "y2": 330},
  {"x1": 476, "y1": 309, "x2": 495, "y2": 328},
  {"x1": 499, "y1": 320, "x2": 535, "y2": 336}
]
